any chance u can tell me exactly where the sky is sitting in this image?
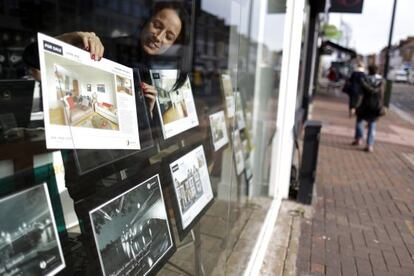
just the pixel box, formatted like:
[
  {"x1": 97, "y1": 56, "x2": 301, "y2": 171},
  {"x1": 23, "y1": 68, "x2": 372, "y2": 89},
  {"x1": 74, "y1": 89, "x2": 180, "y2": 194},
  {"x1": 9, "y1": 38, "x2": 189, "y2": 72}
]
[{"x1": 330, "y1": 0, "x2": 414, "y2": 55}]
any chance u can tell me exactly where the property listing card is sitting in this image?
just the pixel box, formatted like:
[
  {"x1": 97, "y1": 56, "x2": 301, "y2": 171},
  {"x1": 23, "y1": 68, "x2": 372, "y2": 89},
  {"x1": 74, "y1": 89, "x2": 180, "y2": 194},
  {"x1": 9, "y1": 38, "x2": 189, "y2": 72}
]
[
  {"x1": 169, "y1": 145, "x2": 213, "y2": 231},
  {"x1": 209, "y1": 110, "x2": 229, "y2": 152},
  {"x1": 89, "y1": 175, "x2": 174, "y2": 276},
  {"x1": 235, "y1": 92, "x2": 246, "y2": 130},
  {"x1": 150, "y1": 69, "x2": 199, "y2": 139},
  {"x1": 220, "y1": 74, "x2": 235, "y2": 118},
  {"x1": 232, "y1": 130, "x2": 245, "y2": 176},
  {"x1": 0, "y1": 183, "x2": 65, "y2": 276},
  {"x1": 38, "y1": 33, "x2": 140, "y2": 149}
]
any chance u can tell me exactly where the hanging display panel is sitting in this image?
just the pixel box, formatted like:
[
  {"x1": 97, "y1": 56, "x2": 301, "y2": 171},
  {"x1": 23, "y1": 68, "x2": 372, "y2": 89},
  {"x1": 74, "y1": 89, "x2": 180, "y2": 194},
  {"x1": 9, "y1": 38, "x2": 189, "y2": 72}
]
[
  {"x1": 208, "y1": 110, "x2": 229, "y2": 152},
  {"x1": 0, "y1": 183, "x2": 65, "y2": 276},
  {"x1": 168, "y1": 145, "x2": 213, "y2": 240},
  {"x1": 89, "y1": 174, "x2": 174, "y2": 276},
  {"x1": 220, "y1": 74, "x2": 235, "y2": 119},
  {"x1": 151, "y1": 69, "x2": 199, "y2": 139},
  {"x1": 37, "y1": 33, "x2": 140, "y2": 150},
  {"x1": 232, "y1": 129, "x2": 245, "y2": 176}
]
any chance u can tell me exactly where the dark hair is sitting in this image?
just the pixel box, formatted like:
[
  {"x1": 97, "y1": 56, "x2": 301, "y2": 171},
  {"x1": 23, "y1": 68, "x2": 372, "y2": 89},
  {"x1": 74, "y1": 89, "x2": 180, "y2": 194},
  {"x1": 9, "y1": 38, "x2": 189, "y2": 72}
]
[
  {"x1": 368, "y1": 64, "x2": 378, "y2": 75},
  {"x1": 149, "y1": 1, "x2": 191, "y2": 90},
  {"x1": 138, "y1": 1, "x2": 191, "y2": 90},
  {"x1": 152, "y1": 1, "x2": 190, "y2": 46}
]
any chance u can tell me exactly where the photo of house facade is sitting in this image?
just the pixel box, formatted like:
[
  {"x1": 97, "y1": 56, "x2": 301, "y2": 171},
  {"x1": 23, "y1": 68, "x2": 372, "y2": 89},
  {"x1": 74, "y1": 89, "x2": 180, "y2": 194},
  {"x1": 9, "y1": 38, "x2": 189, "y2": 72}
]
[{"x1": 169, "y1": 145, "x2": 213, "y2": 231}]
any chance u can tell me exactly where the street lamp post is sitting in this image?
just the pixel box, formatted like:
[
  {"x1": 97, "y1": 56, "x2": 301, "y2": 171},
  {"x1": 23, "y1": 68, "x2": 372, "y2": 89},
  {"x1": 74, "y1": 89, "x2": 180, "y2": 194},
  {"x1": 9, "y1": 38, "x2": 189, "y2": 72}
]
[{"x1": 383, "y1": 0, "x2": 398, "y2": 108}]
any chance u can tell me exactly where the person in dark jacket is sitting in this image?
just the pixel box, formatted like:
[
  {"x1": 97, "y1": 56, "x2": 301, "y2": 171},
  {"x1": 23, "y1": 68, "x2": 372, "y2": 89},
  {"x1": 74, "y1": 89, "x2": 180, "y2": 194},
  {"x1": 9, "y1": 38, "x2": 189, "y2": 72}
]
[
  {"x1": 345, "y1": 61, "x2": 366, "y2": 117},
  {"x1": 351, "y1": 64, "x2": 384, "y2": 152}
]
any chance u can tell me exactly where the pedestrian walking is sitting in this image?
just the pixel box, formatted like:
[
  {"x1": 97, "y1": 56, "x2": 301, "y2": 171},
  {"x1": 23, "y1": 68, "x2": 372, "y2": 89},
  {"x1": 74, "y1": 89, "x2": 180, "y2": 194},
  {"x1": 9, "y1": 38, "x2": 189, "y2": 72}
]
[
  {"x1": 351, "y1": 64, "x2": 384, "y2": 152},
  {"x1": 343, "y1": 61, "x2": 365, "y2": 117}
]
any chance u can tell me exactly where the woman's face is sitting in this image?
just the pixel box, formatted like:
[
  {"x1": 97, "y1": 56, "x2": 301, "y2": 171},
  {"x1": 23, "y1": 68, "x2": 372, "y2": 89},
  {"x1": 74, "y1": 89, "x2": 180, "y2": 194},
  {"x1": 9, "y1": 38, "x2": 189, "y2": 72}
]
[{"x1": 140, "y1": 8, "x2": 182, "y2": 56}]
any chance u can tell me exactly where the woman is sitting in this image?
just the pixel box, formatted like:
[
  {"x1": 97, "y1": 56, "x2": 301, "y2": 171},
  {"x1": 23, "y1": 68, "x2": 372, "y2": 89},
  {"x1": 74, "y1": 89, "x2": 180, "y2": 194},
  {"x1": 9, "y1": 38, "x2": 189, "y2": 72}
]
[{"x1": 24, "y1": 2, "x2": 189, "y2": 116}]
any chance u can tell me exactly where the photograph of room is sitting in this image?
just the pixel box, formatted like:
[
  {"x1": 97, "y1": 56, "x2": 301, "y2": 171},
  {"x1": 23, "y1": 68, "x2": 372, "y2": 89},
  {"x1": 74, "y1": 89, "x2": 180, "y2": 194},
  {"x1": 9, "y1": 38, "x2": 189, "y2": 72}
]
[
  {"x1": 157, "y1": 78, "x2": 190, "y2": 124},
  {"x1": 211, "y1": 115, "x2": 225, "y2": 143},
  {"x1": 44, "y1": 52, "x2": 119, "y2": 131},
  {"x1": 116, "y1": 75, "x2": 133, "y2": 96}
]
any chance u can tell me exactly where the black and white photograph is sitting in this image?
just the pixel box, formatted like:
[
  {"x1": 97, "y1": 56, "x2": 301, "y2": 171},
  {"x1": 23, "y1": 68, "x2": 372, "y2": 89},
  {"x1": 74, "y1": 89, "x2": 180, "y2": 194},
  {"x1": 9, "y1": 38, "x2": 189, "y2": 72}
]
[
  {"x1": 0, "y1": 184, "x2": 65, "y2": 276},
  {"x1": 151, "y1": 69, "x2": 199, "y2": 139},
  {"x1": 209, "y1": 110, "x2": 229, "y2": 151},
  {"x1": 89, "y1": 175, "x2": 174, "y2": 276},
  {"x1": 169, "y1": 145, "x2": 214, "y2": 232}
]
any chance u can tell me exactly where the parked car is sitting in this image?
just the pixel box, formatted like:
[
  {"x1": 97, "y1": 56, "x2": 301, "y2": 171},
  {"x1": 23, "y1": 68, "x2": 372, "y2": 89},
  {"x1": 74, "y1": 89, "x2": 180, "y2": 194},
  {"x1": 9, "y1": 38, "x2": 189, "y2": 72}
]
[{"x1": 392, "y1": 69, "x2": 409, "y2": 83}]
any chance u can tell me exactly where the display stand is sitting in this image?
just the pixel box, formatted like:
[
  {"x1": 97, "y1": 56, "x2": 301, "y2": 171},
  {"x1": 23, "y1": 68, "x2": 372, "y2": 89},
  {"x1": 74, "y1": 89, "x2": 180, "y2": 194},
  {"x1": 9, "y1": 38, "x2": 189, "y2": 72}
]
[
  {"x1": 193, "y1": 224, "x2": 206, "y2": 276},
  {"x1": 167, "y1": 226, "x2": 205, "y2": 276}
]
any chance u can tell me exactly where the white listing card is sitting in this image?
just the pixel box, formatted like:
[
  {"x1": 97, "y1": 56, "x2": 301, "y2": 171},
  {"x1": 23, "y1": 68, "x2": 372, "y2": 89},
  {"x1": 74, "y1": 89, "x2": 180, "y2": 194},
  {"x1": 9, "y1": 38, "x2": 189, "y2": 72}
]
[
  {"x1": 169, "y1": 145, "x2": 213, "y2": 230},
  {"x1": 38, "y1": 33, "x2": 140, "y2": 149},
  {"x1": 220, "y1": 74, "x2": 235, "y2": 118},
  {"x1": 209, "y1": 110, "x2": 229, "y2": 151},
  {"x1": 233, "y1": 130, "x2": 245, "y2": 175},
  {"x1": 151, "y1": 69, "x2": 199, "y2": 139}
]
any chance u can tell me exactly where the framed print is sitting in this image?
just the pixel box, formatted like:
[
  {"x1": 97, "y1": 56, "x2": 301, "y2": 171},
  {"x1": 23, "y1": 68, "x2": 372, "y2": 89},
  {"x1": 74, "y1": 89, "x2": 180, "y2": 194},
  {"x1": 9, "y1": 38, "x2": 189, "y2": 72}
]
[
  {"x1": 169, "y1": 145, "x2": 214, "y2": 240},
  {"x1": 0, "y1": 183, "x2": 65, "y2": 276},
  {"x1": 38, "y1": 33, "x2": 140, "y2": 150},
  {"x1": 89, "y1": 175, "x2": 174, "y2": 276},
  {"x1": 209, "y1": 110, "x2": 229, "y2": 152},
  {"x1": 96, "y1": 84, "x2": 106, "y2": 93},
  {"x1": 150, "y1": 69, "x2": 199, "y2": 139}
]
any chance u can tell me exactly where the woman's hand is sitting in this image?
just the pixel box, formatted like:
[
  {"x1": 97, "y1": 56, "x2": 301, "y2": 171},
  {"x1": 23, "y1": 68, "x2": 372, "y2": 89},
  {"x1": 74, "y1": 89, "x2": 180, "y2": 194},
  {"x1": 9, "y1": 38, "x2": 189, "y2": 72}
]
[
  {"x1": 55, "y1": 32, "x2": 104, "y2": 61},
  {"x1": 141, "y1": 82, "x2": 158, "y2": 118}
]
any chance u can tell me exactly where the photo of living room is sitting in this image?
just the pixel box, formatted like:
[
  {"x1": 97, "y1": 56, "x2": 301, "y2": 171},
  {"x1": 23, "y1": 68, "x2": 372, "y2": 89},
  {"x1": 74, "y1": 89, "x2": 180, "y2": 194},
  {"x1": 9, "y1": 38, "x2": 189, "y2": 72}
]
[
  {"x1": 44, "y1": 52, "x2": 119, "y2": 131},
  {"x1": 157, "y1": 78, "x2": 190, "y2": 124},
  {"x1": 115, "y1": 75, "x2": 133, "y2": 96}
]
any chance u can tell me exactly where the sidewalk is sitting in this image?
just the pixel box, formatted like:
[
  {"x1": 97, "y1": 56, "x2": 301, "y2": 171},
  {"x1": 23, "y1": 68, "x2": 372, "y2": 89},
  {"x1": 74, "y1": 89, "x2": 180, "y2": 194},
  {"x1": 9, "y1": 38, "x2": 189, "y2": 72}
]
[{"x1": 296, "y1": 93, "x2": 414, "y2": 275}]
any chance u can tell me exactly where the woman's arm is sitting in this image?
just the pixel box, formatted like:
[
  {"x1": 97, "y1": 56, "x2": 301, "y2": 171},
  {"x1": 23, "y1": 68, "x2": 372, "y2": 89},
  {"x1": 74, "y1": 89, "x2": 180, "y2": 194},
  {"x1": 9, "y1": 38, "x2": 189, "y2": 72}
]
[
  {"x1": 360, "y1": 77, "x2": 381, "y2": 94},
  {"x1": 55, "y1": 32, "x2": 105, "y2": 61},
  {"x1": 141, "y1": 82, "x2": 158, "y2": 118}
]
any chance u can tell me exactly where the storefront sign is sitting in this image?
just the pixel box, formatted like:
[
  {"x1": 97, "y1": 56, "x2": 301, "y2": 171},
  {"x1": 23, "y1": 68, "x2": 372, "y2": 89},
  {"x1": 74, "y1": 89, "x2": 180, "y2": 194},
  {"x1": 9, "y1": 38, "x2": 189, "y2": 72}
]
[{"x1": 329, "y1": 0, "x2": 364, "y2": 13}]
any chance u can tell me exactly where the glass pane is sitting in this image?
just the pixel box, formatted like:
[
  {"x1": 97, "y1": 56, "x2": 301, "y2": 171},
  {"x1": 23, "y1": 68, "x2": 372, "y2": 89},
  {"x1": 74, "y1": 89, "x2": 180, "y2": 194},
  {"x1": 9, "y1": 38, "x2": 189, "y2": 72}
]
[{"x1": 0, "y1": 0, "x2": 288, "y2": 275}]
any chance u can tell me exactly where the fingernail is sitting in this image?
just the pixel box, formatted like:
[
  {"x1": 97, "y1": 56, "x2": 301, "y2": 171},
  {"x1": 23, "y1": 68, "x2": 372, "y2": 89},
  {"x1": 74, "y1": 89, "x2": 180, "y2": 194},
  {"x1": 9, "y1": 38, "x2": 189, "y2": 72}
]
[
  {"x1": 85, "y1": 46, "x2": 89, "y2": 51},
  {"x1": 98, "y1": 57, "x2": 102, "y2": 61},
  {"x1": 91, "y1": 54, "x2": 95, "y2": 60}
]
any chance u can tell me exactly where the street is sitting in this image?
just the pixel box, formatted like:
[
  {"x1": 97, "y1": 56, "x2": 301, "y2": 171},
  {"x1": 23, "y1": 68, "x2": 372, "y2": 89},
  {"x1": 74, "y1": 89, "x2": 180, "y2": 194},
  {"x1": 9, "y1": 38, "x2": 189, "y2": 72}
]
[{"x1": 391, "y1": 83, "x2": 414, "y2": 118}]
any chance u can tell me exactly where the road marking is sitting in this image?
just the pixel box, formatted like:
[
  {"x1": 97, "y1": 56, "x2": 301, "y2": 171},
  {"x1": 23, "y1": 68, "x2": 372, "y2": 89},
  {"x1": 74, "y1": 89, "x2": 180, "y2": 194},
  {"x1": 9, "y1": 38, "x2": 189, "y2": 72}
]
[{"x1": 390, "y1": 104, "x2": 414, "y2": 126}]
